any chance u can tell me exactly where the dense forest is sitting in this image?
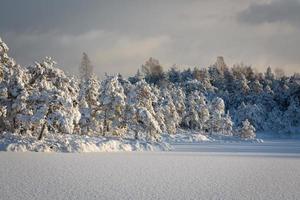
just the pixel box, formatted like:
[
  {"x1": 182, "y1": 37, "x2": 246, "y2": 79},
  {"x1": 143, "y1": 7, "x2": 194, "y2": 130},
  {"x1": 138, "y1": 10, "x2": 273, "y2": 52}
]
[{"x1": 0, "y1": 37, "x2": 299, "y2": 141}]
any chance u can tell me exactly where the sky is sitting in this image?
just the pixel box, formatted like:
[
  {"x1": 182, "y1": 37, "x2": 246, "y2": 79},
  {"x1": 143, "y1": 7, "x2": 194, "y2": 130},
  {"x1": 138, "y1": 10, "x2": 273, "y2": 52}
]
[{"x1": 1, "y1": 0, "x2": 300, "y2": 77}]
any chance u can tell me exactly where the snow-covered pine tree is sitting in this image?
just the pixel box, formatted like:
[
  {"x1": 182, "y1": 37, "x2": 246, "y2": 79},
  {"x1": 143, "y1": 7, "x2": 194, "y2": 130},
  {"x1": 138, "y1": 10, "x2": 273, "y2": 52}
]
[
  {"x1": 209, "y1": 97, "x2": 225, "y2": 135},
  {"x1": 208, "y1": 57, "x2": 227, "y2": 90},
  {"x1": 233, "y1": 102, "x2": 265, "y2": 131},
  {"x1": 199, "y1": 69, "x2": 215, "y2": 94},
  {"x1": 220, "y1": 112, "x2": 233, "y2": 136},
  {"x1": 239, "y1": 74, "x2": 250, "y2": 95},
  {"x1": 26, "y1": 57, "x2": 81, "y2": 138},
  {"x1": 183, "y1": 92, "x2": 199, "y2": 130},
  {"x1": 264, "y1": 67, "x2": 275, "y2": 87},
  {"x1": 183, "y1": 91, "x2": 210, "y2": 132},
  {"x1": 161, "y1": 88, "x2": 180, "y2": 134},
  {"x1": 0, "y1": 38, "x2": 11, "y2": 132},
  {"x1": 99, "y1": 75, "x2": 126, "y2": 136},
  {"x1": 124, "y1": 84, "x2": 139, "y2": 139},
  {"x1": 78, "y1": 75, "x2": 102, "y2": 135},
  {"x1": 283, "y1": 98, "x2": 300, "y2": 133},
  {"x1": 170, "y1": 86, "x2": 186, "y2": 122},
  {"x1": 0, "y1": 37, "x2": 30, "y2": 134},
  {"x1": 240, "y1": 119, "x2": 256, "y2": 139},
  {"x1": 128, "y1": 69, "x2": 144, "y2": 84},
  {"x1": 137, "y1": 107, "x2": 162, "y2": 141},
  {"x1": 250, "y1": 79, "x2": 264, "y2": 94},
  {"x1": 195, "y1": 92, "x2": 210, "y2": 132},
  {"x1": 168, "y1": 66, "x2": 181, "y2": 84},
  {"x1": 125, "y1": 80, "x2": 162, "y2": 141},
  {"x1": 151, "y1": 86, "x2": 167, "y2": 133}
]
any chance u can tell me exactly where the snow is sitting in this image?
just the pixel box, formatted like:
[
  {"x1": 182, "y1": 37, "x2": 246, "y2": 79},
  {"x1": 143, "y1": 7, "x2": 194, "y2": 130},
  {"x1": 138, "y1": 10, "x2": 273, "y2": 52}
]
[
  {"x1": 0, "y1": 130, "x2": 268, "y2": 153},
  {"x1": 0, "y1": 130, "x2": 299, "y2": 199},
  {"x1": 0, "y1": 130, "x2": 265, "y2": 153},
  {"x1": 173, "y1": 139, "x2": 300, "y2": 155},
  {"x1": 0, "y1": 140, "x2": 300, "y2": 200},
  {"x1": 162, "y1": 130, "x2": 211, "y2": 143},
  {"x1": 164, "y1": 133, "x2": 210, "y2": 143},
  {"x1": 0, "y1": 133, "x2": 171, "y2": 153}
]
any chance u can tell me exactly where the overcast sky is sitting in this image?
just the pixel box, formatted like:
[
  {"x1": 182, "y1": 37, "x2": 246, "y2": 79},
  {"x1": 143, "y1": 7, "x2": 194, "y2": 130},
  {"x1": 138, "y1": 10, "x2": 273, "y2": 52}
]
[{"x1": 1, "y1": 0, "x2": 300, "y2": 76}]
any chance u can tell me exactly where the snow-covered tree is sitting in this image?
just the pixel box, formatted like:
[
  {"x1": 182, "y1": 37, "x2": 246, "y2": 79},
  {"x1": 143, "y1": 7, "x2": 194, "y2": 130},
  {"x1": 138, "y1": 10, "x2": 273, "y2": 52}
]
[
  {"x1": 283, "y1": 98, "x2": 300, "y2": 132},
  {"x1": 183, "y1": 92, "x2": 210, "y2": 132},
  {"x1": 137, "y1": 107, "x2": 162, "y2": 141},
  {"x1": 250, "y1": 79, "x2": 263, "y2": 94},
  {"x1": 0, "y1": 41, "x2": 11, "y2": 132},
  {"x1": 170, "y1": 86, "x2": 186, "y2": 121},
  {"x1": 233, "y1": 102, "x2": 265, "y2": 131},
  {"x1": 99, "y1": 75, "x2": 126, "y2": 136},
  {"x1": 209, "y1": 97, "x2": 226, "y2": 135},
  {"x1": 239, "y1": 74, "x2": 250, "y2": 95},
  {"x1": 220, "y1": 112, "x2": 233, "y2": 136},
  {"x1": 195, "y1": 93, "x2": 210, "y2": 132},
  {"x1": 209, "y1": 57, "x2": 227, "y2": 89},
  {"x1": 128, "y1": 69, "x2": 144, "y2": 84},
  {"x1": 151, "y1": 86, "x2": 167, "y2": 133},
  {"x1": 125, "y1": 80, "x2": 162, "y2": 140},
  {"x1": 168, "y1": 66, "x2": 181, "y2": 83},
  {"x1": 78, "y1": 75, "x2": 102, "y2": 135},
  {"x1": 26, "y1": 57, "x2": 81, "y2": 138},
  {"x1": 0, "y1": 37, "x2": 30, "y2": 133},
  {"x1": 161, "y1": 89, "x2": 180, "y2": 134},
  {"x1": 240, "y1": 119, "x2": 256, "y2": 139},
  {"x1": 183, "y1": 92, "x2": 199, "y2": 130},
  {"x1": 265, "y1": 67, "x2": 275, "y2": 84}
]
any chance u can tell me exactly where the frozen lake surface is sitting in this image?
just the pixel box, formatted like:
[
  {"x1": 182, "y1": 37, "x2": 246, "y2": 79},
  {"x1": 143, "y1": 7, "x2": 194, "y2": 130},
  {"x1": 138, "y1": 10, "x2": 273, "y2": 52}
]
[
  {"x1": 0, "y1": 139, "x2": 300, "y2": 200},
  {"x1": 173, "y1": 139, "x2": 300, "y2": 155}
]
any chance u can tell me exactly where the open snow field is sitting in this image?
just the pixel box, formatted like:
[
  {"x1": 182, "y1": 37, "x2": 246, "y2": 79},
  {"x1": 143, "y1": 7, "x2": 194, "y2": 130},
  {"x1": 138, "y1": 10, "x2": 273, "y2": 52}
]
[{"x1": 1, "y1": 139, "x2": 300, "y2": 200}]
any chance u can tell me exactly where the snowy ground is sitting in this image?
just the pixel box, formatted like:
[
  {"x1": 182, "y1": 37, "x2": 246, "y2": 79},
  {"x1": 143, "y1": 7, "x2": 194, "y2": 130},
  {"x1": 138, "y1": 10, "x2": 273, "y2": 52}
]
[
  {"x1": 0, "y1": 133, "x2": 171, "y2": 152},
  {"x1": 173, "y1": 139, "x2": 300, "y2": 155},
  {"x1": 0, "y1": 139, "x2": 300, "y2": 200},
  {"x1": 0, "y1": 131, "x2": 263, "y2": 153}
]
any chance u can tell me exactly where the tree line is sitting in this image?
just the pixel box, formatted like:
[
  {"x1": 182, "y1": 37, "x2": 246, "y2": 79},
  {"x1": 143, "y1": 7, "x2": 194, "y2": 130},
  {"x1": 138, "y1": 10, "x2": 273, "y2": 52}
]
[{"x1": 1, "y1": 37, "x2": 298, "y2": 142}]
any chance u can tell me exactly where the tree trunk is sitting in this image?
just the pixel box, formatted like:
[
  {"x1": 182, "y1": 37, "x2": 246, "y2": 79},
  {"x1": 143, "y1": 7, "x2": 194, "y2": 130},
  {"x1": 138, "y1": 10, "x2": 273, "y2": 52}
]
[
  {"x1": 134, "y1": 131, "x2": 139, "y2": 140},
  {"x1": 103, "y1": 110, "x2": 107, "y2": 136},
  {"x1": 38, "y1": 108, "x2": 50, "y2": 140},
  {"x1": 38, "y1": 122, "x2": 47, "y2": 140}
]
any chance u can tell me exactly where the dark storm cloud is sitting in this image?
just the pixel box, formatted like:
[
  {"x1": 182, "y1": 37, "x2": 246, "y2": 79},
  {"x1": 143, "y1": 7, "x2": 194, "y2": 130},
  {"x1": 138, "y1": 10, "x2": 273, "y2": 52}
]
[{"x1": 238, "y1": 0, "x2": 300, "y2": 27}]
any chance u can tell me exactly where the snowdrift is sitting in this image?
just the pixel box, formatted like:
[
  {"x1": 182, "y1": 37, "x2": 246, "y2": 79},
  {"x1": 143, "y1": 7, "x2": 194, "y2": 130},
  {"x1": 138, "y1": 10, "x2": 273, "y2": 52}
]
[
  {"x1": 0, "y1": 133, "x2": 171, "y2": 153},
  {"x1": 162, "y1": 129, "x2": 262, "y2": 144},
  {"x1": 162, "y1": 129, "x2": 210, "y2": 143},
  {"x1": 0, "y1": 131, "x2": 263, "y2": 153}
]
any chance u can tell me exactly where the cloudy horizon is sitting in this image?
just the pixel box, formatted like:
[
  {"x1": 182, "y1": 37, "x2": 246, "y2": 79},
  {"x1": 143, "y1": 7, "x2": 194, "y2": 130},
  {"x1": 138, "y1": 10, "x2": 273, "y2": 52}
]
[{"x1": 1, "y1": 0, "x2": 300, "y2": 77}]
